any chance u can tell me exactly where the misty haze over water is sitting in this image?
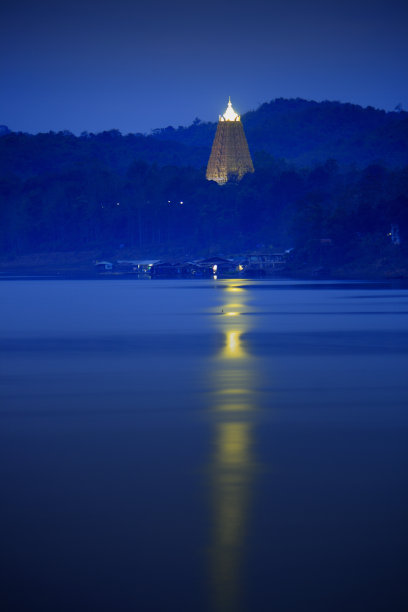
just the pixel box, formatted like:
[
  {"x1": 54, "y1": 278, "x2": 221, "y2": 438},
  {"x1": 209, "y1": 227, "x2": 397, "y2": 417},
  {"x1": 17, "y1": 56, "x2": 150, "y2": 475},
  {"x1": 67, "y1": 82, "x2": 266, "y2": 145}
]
[{"x1": 1, "y1": 279, "x2": 407, "y2": 611}]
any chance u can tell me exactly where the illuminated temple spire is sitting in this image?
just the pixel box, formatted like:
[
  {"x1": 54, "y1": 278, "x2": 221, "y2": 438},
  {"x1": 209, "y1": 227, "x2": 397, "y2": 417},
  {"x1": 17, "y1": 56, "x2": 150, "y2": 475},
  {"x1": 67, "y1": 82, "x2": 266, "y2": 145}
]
[{"x1": 206, "y1": 98, "x2": 254, "y2": 185}]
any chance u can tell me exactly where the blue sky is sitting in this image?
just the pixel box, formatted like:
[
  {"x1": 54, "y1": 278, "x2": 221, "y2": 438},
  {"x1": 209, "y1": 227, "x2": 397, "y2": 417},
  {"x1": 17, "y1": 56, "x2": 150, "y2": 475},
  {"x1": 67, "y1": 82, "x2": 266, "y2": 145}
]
[{"x1": 1, "y1": 0, "x2": 407, "y2": 134}]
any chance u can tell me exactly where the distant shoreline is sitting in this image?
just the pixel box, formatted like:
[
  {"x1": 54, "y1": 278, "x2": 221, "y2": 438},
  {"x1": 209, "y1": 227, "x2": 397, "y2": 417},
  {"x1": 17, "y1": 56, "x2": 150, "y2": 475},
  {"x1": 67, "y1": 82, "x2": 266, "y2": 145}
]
[
  {"x1": 1, "y1": 251, "x2": 407, "y2": 283},
  {"x1": 0, "y1": 270, "x2": 407, "y2": 288}
]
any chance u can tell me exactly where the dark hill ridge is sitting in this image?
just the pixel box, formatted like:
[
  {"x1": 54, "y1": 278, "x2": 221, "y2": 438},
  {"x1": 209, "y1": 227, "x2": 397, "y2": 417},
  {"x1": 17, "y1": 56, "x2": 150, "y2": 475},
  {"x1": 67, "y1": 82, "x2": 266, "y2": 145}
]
[
  {"x1": 0, "y1": 130, "x2": 208, "y2": 180},
  {"x1": 1, "y1": 99, "x2": 407, "y2": 179},
  {"x1": 1, "y1": 98, "x2": 408, "y2": 278},
  {"x1": 154, "y1": 98, "x2": 408, "y2": 168}
]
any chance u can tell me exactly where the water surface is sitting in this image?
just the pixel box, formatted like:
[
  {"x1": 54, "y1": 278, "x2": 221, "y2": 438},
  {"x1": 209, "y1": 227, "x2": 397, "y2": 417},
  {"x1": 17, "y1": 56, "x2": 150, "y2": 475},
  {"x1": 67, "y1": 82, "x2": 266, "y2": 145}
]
[{"x1": 1, "y1": 279, "x2": 407, "y2": 611}]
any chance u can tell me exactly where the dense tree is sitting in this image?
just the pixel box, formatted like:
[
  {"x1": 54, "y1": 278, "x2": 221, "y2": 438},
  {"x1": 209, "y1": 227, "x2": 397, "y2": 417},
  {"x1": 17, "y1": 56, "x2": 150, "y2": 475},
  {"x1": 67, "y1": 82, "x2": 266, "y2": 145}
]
[{"x1": 0, "y1": 98, "x2": 407, "y2": 275}]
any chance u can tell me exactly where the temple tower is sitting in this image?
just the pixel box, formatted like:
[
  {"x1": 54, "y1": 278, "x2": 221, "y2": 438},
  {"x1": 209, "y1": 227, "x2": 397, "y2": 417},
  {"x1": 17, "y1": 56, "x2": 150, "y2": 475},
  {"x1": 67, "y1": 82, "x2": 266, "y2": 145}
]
[{"x1": 206, "y1": 98, "x2": 254, "y2": 185}]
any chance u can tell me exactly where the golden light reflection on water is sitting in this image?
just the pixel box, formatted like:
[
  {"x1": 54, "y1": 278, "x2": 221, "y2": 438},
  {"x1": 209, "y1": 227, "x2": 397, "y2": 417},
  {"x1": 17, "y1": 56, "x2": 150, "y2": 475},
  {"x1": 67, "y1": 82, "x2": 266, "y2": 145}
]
[
  {"x1": 209, "y1": 281, "x2": 258, "y2": 612},
  {"x1": 222, "y1": 330, "x2": 247, "y2": 359}
]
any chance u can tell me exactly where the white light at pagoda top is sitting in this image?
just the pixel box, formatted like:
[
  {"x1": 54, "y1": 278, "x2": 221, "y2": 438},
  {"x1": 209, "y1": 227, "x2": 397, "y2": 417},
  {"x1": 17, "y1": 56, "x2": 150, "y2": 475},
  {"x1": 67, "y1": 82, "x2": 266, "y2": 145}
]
[{"x1": 221, "y1": 97, "x2": 240, "y2": 121}]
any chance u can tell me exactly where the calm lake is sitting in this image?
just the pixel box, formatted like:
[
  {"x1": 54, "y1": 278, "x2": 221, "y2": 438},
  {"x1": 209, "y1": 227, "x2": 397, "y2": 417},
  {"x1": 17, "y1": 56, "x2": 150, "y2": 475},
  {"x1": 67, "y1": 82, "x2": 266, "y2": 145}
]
[{"x1": 1, "y1": 278, "x2": 407, "y2": 611}]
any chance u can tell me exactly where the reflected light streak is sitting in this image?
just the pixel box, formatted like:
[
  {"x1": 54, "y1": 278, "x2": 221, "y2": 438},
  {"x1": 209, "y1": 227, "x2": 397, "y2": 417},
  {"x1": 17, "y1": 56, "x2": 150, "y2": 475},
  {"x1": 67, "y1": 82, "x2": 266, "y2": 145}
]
[
  {"x1": 211, "y1": 420, "x2": 254, "y2": 611},
  {"x1": 221, "y1": 330, "x2": 246, "y2": 359},
  {"x1": 216, "y1": 402, "x2": 250, "y2": 412},
  {"x1": 218, "y1": 388, "x2": 248, "y2": 395},
  {"x1": 225, "y1": 286, "x2": 244, "y2": 293},
  {"x1": 216, "y1": 422, "x2": 252, "y2": 473},
  {"x1": 209, "y1": 296, "x2": 258, "y2": 611}
]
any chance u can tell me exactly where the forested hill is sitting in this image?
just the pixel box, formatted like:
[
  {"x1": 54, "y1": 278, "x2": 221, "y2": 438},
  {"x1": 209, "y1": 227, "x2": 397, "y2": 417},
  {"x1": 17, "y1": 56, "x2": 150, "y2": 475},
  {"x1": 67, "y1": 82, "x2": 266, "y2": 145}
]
[
  {"x1": 154, "y1": 99, "x2": 408, "y2": 168},
  {"x1": 0, "y1": 130, "x2": 209, "y2": 179},
  {"x1": 1, "y1": 99, "x2": 408, "y2": 179},
  {"x1": 1, "y1": 98, "x2": 408, "y2": 277}
]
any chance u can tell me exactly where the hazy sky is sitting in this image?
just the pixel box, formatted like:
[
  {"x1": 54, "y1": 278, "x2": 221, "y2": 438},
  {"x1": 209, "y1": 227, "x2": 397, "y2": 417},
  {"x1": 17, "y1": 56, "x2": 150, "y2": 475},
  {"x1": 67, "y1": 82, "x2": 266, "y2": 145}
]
[{"x1": 1, "y1": 0, "x2": 407, "y2": 134}]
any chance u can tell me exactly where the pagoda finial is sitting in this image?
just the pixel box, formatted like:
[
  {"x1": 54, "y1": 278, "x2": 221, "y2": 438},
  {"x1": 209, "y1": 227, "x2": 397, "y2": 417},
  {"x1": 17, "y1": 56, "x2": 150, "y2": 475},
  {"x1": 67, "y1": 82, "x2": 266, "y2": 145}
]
[{"x1": 222, "y1": 97, "x2": 240, "y2": 122}]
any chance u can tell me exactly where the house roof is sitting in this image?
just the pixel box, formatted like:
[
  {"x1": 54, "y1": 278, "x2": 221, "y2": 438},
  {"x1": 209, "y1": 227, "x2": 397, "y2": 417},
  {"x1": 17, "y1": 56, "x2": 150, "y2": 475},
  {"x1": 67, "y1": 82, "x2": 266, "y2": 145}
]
[
  {"x1": 117, "y1": 259, "x2": 161, "y2": 266},
  {"x1": 195, "y1": 257, "x2": 232, "y2": 264}
]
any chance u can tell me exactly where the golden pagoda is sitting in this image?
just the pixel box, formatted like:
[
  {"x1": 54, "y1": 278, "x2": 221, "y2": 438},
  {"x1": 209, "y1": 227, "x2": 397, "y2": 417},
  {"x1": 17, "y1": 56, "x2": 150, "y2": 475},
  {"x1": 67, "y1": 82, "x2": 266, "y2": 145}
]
[{"x1": 206, "y1": 98, "x2": 254, "y2": 185}]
